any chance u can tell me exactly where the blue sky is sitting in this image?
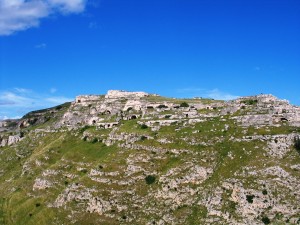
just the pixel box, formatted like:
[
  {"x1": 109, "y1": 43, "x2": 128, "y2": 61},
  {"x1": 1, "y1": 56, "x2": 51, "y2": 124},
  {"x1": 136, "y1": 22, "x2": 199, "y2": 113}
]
[{"x1": 0, "y1": 0, "x2": 300, "y2": 119}]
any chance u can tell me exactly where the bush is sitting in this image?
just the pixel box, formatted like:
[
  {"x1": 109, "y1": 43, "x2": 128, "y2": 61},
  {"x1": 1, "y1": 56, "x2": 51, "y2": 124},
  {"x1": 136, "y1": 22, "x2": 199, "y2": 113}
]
[
  {"x1": 145, "y1": 175, "x2": 156, "y2": 185},
  {"x1": 262, "y1": 189, "x2": 268, "y2": 195},
  {"x1": 294, "y1": 136, "x2": 300, "y2": 153},
  {"x1": 140, "y1": 136, "x2": 147, "y2": 141},
  {"x1": 91, "y1": 138, "x2": 98, "y2": 143},
  {"x1": 141, "y1": 124, "x2": 148, "y2": 129},
  {"x1": 157, "y1": 104, "x2": 168, "y2": 109},
  {"x1": 79, "y1": 125, "x2": 91, "y2": 133},
  {"x1": 246, "y1": 195, "x2": 255, "y2": 203},
  {"x1": 241, "y1": 99, "x2": 258, "y2": 105},
  {"x1": 180, "y1": 102, "x2": 189, "y2": 107},
  {"x1": 81, "y1": 169, "x2": 88, "y2": 174},
  {"x1": 35, "y1": 203, "x2": 41, "y2": 207},
  {"x1": 262, "y1": 216, "x2": 271, "y2": 224}
]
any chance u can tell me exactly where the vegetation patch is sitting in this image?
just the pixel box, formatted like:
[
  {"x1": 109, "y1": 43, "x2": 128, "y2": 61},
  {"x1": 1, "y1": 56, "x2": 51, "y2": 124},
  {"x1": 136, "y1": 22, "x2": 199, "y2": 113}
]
[
  {"x1": 241, "y1": 99, "x2": 258, "y2": 105},
  {"x1": 246, "y1": 195, "x2": 255, "y2": 203},
  {"x1": 294, "y1": 136, "x2": 300, "y2": 153},
  {"x1": 262, "y1": 216, "x2": 271, "y2": 224},
  {"x1": 145, "y1": 175, "x2": 156, "y2": 185},
  {"x1": 141, "y1": 124, "x2": 148, "y2": 129},
  {"x1": 180, "y1": 102, "x2": 189, "y2": 107}
]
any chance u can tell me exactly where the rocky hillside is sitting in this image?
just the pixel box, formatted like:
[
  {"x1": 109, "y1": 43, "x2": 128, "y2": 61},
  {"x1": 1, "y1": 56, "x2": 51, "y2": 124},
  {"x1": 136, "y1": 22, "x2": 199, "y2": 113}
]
[{"x1": 0, "y1": 90, "x2": 300, "y2": 225}]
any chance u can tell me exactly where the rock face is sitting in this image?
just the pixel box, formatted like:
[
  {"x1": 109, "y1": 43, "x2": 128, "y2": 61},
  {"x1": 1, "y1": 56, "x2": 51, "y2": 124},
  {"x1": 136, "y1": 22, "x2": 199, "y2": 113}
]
[
  {"x1": 105, "y1": 90, "x2": 149, "y2": 99},
  {"x1": 0, "y1": 134, "x2": 22, "y2": 147},
  {"x1": 0, "y1": 90, "x2": 300, "y2": 225}
]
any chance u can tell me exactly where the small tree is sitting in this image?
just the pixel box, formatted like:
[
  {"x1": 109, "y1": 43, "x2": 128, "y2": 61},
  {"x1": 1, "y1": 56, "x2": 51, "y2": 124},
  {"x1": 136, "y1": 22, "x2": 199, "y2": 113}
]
[
  {"x1": 140, "y1": 135, "x2": 147, "y2": 141},
  {"x1": 145, "y1": 175, "x2": 156, "y2": 185},
  {"x1": 294, "y1": 136, "x2": 300, "y2": 153},
  {"x1": 262, "y1": 216, "x2": 271, "y2": 224},
  {"x1": 157, "y1": 104, "x2": 168, "y2": 109},
  {"x1": 180, "y1": 102, "x2": 189, "y2": 107},
  {"x1": 141, "y1": 124, "x2": 148, "y2": 129},
  {"x1": 91, "y1": 138, "x2": 98, "y2": 143}
]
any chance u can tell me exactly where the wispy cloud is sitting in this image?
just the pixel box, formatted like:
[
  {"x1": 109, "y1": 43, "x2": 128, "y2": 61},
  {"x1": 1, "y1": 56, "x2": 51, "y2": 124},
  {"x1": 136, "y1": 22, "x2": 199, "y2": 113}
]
[
  {"x1": 205, "y1": 89, "x2": 239, "y2": 100},
  {"x1": 0, "y1": 88, "x2": 73, "y2": 119},
  {"x1": 14, "y1": 88, "x2": 32, "y2": 93},
  {"x1": 50, "y1": 88, "x2": 57, "y2": 93},
  {"x1": 177, "y1": 88, "x2": 206, "y2": 94},
  {"x1": 88, "y1": 21, "x2": 98, "y2": 29},
  {"x1": 0, "y1": 0, "x2": 88, "y2": 36},
  {"x1": 35, "y1": 43, "x2": 47, "y2": 49},
  {"x1": 254, "y1": 66, "x2": 261, "y2": 71},
  {"x1": 176, "y1": 88, "x2": 239, "y2": 101}
]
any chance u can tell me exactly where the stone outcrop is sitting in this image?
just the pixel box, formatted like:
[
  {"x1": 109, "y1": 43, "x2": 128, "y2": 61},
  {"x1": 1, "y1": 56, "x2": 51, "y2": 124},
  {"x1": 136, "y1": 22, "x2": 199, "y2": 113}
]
[
  {"x1": 105, "y1": 90, "x2": 149, "y2": 99},
  {"x1": 0, "y1": 134, "x2": 23, "y2": 147}
]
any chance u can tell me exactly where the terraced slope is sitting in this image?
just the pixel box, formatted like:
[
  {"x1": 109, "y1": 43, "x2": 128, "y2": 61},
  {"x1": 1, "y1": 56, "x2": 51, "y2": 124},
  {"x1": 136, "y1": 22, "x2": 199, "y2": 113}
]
[{"x1": 0, "y1": 90, "x2": 300, "y2": 224}]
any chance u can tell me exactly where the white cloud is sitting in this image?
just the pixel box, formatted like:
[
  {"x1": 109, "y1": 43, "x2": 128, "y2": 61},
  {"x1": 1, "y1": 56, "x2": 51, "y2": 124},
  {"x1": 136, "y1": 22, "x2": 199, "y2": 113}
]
[
  {"x1": 176, "y1": 88, "x2": 205, "y2": 94},
  {"x1": 48, "y1": 0, "x2": 86, "y2": 13},
  {"x1": 206, "y1": 89, "x2": 239, "y2": 101},
  {"x1": 0, "y1": 115, "x2": 21, "y2": 120},
  {"x1": 176, "y1": 88, "x2": 239, "y2": 101},
  {"x1": 0, "y1": 0, "x2": 88, "y2": 36},
  {"x1": 0, "y1": 88, "x2": 73, "y2": 119},
  {"x1": 14, "y1": 88, "x2": 32, "y2": 93}
]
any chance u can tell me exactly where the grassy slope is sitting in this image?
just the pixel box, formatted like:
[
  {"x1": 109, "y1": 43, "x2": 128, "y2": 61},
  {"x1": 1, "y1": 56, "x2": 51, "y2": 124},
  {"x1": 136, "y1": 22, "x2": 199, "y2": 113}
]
[{"x1": 0, "y1": 101, "x2": 299, "y2": 224}]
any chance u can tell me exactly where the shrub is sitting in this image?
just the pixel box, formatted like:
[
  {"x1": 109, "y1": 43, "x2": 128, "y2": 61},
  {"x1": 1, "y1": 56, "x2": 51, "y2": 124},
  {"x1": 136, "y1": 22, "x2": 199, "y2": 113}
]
[
  {"x1": 91, "y1": 138, "x2": 98, "y2": 143},
  {"x1": 180, "y1": 102, "x2": 189, "y2": 107},
  {"x1": 35, "y1": 203, "x2": 41, "y2": 207},
  {"x1": 141, "y1": 124, "x2": 148, "y2": 129},
  {"x1": 81, "y1": 169, "x2": 88, "y2": 174},
  {"x1": 294, "y1": 136, "x2": 300, "y2": 153},
  {"x1": 145, "y1": 175, "x2": 156, "y2": 185},
  {"x1": 79, "y1": 125, "x2": 91, "y2": 133},
  {"x1": 157, "y1": 105, "x2": 168, "y2": 109},
  {"x1": 7, "y1": 121, "x2": 18, "y2": 127},
  {"x1": 242, "y1": 99, "x2": 258, "y2": 105},
  {"x1": 140, "y1": 136, "x2": 147, "y2": 141},
  {"x1": 19, "y1": 132, "x2": 25, "y2": 138},
  {"x1": 262, "y1": 216, "x2": 271, "y2": 224},
  {"x1": 262, "y1": 189, "x2": 268, "y2": 195},
  {"x1": 246, "y1": 195, "x2": 255, "y2": 203},
  {"x1": 55, "y1": 105, "x2": 62, "y2": 110}
]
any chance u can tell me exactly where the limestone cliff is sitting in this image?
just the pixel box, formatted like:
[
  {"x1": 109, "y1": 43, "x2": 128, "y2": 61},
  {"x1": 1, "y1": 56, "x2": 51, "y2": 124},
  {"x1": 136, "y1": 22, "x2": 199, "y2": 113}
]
[{"x1": 0, "y1": 90, "x2": 299, "y2": 225}]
